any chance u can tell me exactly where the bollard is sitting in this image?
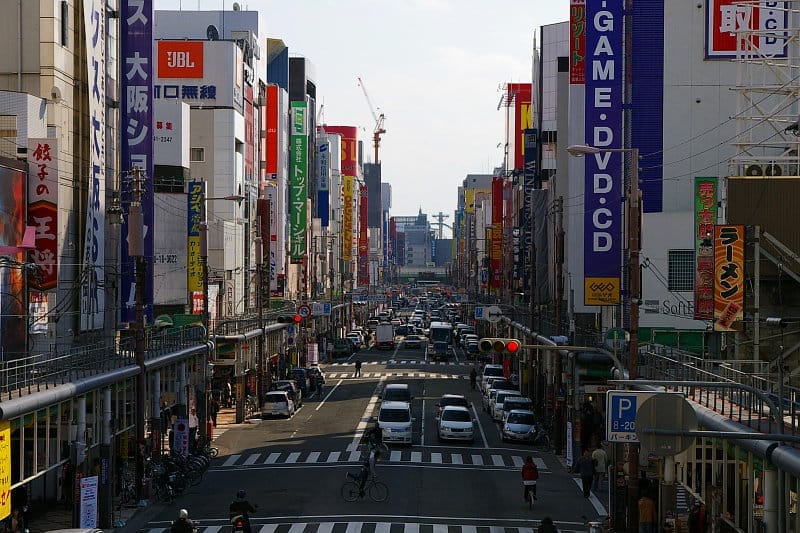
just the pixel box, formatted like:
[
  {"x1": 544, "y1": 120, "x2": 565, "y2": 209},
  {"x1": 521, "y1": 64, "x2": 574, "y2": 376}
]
[{"x1": 207, "y1": 420, "x2": 214, "y2": 441}]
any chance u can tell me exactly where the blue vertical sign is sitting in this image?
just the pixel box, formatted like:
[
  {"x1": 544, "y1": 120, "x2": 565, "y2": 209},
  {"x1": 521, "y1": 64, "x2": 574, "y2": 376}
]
[
  {"x1": 583, "y1": 1, "x2": 623, "y2": 306},
  {"x1": 120, "y1": 0, "x2": 154, "y2": 323}
]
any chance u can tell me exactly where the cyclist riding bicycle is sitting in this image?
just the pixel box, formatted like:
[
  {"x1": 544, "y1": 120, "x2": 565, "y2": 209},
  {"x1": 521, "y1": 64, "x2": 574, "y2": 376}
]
[
  {"x1": 229, "y1": 489, "x2": 257, "y2": 533},
  {"x1": 522, "y1": 456, "x2": 539, "y2": 503}
]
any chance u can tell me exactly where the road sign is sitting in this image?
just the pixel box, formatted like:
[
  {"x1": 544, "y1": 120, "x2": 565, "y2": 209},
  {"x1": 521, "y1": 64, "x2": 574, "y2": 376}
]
[
  {"x1": 312, "y1": 302, "x2": 332, "y2": 316},
  {"x1": 635, "y1": 393, "x2": 697, "y2": 455},
  {"x1": 486, "y1": 305, "x2": 502, "y2": 324},
  {"x1": 605, "y1": 390, "x2": 655, "y2": 442},
  {"x1": 297, "y1": 304, "x2": 312, "y2": 318},
  {"x1": 474, "y1": 306, "x2": 484, "y2": 320}
]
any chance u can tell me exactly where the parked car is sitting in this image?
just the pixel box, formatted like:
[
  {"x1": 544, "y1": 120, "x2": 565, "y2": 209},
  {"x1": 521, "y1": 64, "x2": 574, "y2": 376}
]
[
  {"x1": 262, "y1": 390, "x2": 295, "y2": 418},
  {"x1": 490, "y1": 390, "x2": 523, "y2": 421},
  {"x1": 272, "y1": 379, "x2": 303, "y2": 407},
  {"x1": 435, "y1": 393, "x2": 471, "y2": 419},
  {"x1": 481, "y1": 364, "x2": 506, "y2": 392},
  {"x1": 403, "y1": 334, "x2": 424, "y2": 349},
  {"x1": 501, "y1": 409, "x2": 537, "y2": 442},
  {"x1": 346, "y1": 333, "x2": 363, "y2": 350},
  {"x1": 377, "y1": 401, "x2": 413, "y2": 445},
  {"x1": 381, "y1": 383, "x2": 412, "y2": 403},
  {"x1": 332, "y1": 338, "x2": 354, "y2": 357},
  {"x1": 501, "y1": 396, "x2": 534, "y2": 422},
  {"x1": 437, "y1": 405, "x2": 474, "y2": 442},
  {"x1": 289, "y1": 368, "x2": 310, "y2": 396}
]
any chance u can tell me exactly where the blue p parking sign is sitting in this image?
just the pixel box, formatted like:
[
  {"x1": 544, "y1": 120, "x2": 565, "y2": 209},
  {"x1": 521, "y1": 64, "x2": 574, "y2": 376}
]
[{"x1": 606, "y1": 391, "x2": 654, "y2": 442}]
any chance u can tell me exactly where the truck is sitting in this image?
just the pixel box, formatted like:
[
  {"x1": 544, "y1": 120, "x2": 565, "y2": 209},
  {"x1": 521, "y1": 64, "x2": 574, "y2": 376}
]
[
  {"x1": 427, "y1": 321, "x2": 453, "y2": 361},
  {"x1": 374, "y1": 323, "x2": 395, "y2": 350}
]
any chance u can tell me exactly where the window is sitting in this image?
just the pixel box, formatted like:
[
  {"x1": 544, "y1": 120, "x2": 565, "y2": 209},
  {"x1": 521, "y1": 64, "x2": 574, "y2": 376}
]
[
  {"x1": 668, "y1": 250, "x2": 694, "y2": 292},
  {"x1": 190, "y1": 147, "x2": 205, "y2": 162},
  {"x1": 60, "y1": 1, "x2": 69, "y2": 47}
]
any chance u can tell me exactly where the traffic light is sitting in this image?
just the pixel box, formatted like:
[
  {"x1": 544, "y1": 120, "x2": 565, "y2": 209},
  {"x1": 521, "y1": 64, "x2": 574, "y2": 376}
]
[
  {"x1": 277, "y1": 314, "x2": 302, "y2": 324},
  {"x1": 477, "y1": 338, "x2": 522, "y2": 354}
]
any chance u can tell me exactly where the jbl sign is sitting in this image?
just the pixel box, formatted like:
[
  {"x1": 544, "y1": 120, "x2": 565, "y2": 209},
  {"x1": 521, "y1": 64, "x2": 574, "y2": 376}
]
[{"x1": 158, "y1": 41, "x2": 204, "y2": 78}]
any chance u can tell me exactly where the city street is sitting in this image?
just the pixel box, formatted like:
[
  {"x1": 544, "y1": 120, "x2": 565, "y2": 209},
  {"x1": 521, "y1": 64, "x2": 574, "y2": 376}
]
[{"x1": 133, "y1": 345, "x2": 608, "y2": 532}]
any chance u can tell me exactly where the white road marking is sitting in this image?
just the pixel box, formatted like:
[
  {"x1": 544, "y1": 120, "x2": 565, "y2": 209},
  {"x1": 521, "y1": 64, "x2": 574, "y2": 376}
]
[
  {"x1": 305, "y1": 452, "x2": 320, "y2": 463},
  {"x1": 374, "y1": 522, "x2": 392, "y2": 533},
  {"x1": 285, "y1": 452, "x2": 300, "y2": 463},
  {"x1": 432, "y1": 525, "x2": 448, "y2": 533},
  {"x1": 430, "y1": 452, "x2": 442, "y2": 464},
  {"x1": 327, "y1": 451, "x2": 341, "y2": 463},
  {"x1": 345, "y1": 522, "x2": 362, "y2": 533},
  {"x1": 491, "y1": 454, "x2": 504, "y2": 466},
  {"x1": 221, "y1": 454, "x2": 241, "y2": 467},
  {"x1": 288, "y1": 524, "x2": 305, "y2": 533},
  {"x1": 243, "y1": 454, "x2": 261, "y2": 465},
  {"x1": 348, "y1": 376, "x2": 387, "y2": 452},
  {"x1": 265, "y1": 453, "x2": 281, "y2": 464},
  {"x1": 316, "y1": 523, "x2": 334, "y2": 533},
  {"x1": 451, "y1": 453, "x2": 463, "y2": 464},
  {"x1": 403, "y1": 524, "x2": 420, "y2": 533},
  {"x1": 411, "y1": 451, "x2": 422, "y2": 463},
  {"x1": 512, "y1": 456, "x2": 524, "y2": 468},
  {"x1": 471, "y1": 454, "x2": 484, "y2": 466},
  {"x1": 471, "y1": 403, "x2": 489, "y2": 448},
  {"x1": 348, "y1": 451, "x2": 361, "y2": 462},
  {"x1": 573, "y1": 477, "x2": 608, "y2": 515},
  {"x1": 257, "y1": 525, "x2": 279, "y2": 533},
  {"x1": 390, "y1": 450, "x2": 402, "y2": 462},
  {"x1": 315, "y1": 379, "x2": 342, "y2": 411}
]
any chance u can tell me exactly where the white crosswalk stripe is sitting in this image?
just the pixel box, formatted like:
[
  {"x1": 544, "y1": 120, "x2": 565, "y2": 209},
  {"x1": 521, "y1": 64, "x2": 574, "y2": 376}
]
[
  {"x1": 323, "y1": 372, "x2": 468, "y2": 380},
  {"x1": 211, "y1": 449, "x2": 548, "y2": 470},
  {"x1": 141, "y1": 520, "x2": 582, "y2": 533},
  {"x1": 328, "y1": 360, "x2": 471, "y2": 366}
]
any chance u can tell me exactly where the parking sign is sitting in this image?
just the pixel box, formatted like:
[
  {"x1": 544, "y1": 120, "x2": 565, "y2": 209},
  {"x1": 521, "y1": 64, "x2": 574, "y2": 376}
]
[
  {"x1": 606, "y1": 391, "x2": 655, "y2": 442},
  {"x1": 474, "y1": 306, "x2": 484, "y2": 320}
]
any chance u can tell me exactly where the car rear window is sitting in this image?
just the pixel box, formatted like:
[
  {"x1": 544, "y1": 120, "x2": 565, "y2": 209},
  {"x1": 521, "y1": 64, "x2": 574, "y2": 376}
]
[
  {"x1": 265, "y1": 392, "x2": 287, "y2": 402},
  {"x1": 379, "y1": 408, "x2": 410, "y2": 423},
  {"x1": 496, "y1": 392, "x2": 521, "y2": 404},
  {"x1": 441, "y1": 396, "x2": 469, "y2": 408},
  {"x1": 384, "y1": 388, "x2": 411, "y2": 402},
  {"x1": 504, "y1": 398, "x2": 533, "y2": 411},
  {"x1": 507, "y1": 412, "x2": 536, "y2": 425},
  {"x1": 441, "y1": 409, "x2": 471, "y2": 422},
  {"x1": 483, "y1": 366, "x2": 505, "y2": 378}
]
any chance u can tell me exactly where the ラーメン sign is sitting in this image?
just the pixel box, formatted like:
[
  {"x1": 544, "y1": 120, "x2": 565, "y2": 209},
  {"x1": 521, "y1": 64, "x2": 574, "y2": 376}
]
[{"x1": 583, "y1": 0, "x2": 623, "y2": 306}]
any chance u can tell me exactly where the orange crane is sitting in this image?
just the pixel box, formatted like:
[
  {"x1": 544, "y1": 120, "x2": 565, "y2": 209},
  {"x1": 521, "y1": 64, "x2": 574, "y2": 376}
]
[{"x1": 357, "y1": 77, "x2": 386, "y2": 163}]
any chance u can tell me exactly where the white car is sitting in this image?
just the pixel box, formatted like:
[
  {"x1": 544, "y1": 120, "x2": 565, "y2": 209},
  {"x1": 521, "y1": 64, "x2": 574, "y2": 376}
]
[
  {"x1": 438, "y1": 405, "x2": 474, "y2": 442},
  {"x1": 378, "y1": 401, "x2": 413, "y2": 445},
  {"x1": 490, "y1": 390, "x2": 522, "y2": 421},
  {"x1": 481, "y1": 364, "x2": 505, "y2": 392},
  {"x1": 261, "y1": 390, "x2": 295, "y2": 418}
]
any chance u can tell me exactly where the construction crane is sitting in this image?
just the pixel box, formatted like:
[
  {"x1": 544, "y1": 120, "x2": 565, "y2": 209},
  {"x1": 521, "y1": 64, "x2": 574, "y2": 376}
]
[
  {"x1": 432, "y1": 211, "x2": 451, "y2": 240},
  {"x1": 357, "y1": 76, "x2": 386, "y2": 163}
]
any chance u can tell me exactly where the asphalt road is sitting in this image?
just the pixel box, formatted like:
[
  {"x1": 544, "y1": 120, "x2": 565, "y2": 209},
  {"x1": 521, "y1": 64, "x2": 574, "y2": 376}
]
[{"x1": 134, "y1": 343, "x2": 607, "y2": 533}]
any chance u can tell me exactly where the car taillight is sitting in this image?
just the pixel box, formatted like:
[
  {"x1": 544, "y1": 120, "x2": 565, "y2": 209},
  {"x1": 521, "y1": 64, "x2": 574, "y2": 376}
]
[{"x1": 234, "y1": 519, "x2": 244, "y2": 527}]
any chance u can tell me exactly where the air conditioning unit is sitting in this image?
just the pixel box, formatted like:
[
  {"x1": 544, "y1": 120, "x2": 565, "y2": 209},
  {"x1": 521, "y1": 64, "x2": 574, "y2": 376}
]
[
  {"x1": 764, "y1": 164, "x2": 783, "y2": 176},
  {"x1": 744, "y1": 163, "x2": 785, "y2": 176},
  {"x1": 745, "y1": 164, "x2": 764, "y2": 176}
]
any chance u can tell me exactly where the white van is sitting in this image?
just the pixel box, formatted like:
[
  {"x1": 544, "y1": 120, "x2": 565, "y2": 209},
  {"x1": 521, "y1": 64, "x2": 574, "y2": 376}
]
[{"x1": 378, "y1": 401, "x2": 413, "y2": 445}]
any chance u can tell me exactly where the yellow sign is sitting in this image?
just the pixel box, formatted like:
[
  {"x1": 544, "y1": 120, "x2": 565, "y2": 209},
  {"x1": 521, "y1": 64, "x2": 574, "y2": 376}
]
[
  {"x1": 0, "y1": 420, "x2": 10, "y2": 520},
  {"x1": 584, "y1": 277, "x2": 620, "y2": 305},
  {"x1": 342, "y1": 176, "x2": 354, "y2": 262}
]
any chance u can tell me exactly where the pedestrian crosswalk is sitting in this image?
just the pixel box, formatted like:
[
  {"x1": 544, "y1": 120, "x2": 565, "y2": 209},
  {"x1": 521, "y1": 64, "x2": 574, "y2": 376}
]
[
  {"x1": 324, "y1": 371, "x2": 468, "y2": 379},
  {"x1": 141, "y1": 520, "x2": 587, "y2": 533},
  {"x1": 328, "y1": 360, "x2": 473, "y2": 366},
  {"x1": 211, "y1": 449, "x2": 547, "y2": 471}
]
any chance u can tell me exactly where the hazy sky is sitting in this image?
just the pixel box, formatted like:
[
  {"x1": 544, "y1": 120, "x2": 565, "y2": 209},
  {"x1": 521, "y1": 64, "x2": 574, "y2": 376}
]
[{"x1": 154, "y1": 0, "x2": 568, "y2": 235}]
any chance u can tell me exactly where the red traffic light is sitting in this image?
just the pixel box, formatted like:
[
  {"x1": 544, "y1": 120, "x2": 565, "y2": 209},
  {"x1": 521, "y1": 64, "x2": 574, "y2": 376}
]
[
  {"x1": 505, "y1": 339, "x2": 521, "y2": 353},
  {"x1": 293, "y1": 314, "x2": 302, "y2": 323}
]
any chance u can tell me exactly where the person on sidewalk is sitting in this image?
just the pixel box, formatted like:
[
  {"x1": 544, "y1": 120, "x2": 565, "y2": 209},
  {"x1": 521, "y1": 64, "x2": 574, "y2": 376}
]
[
  {"x1": 638, "y1": 492, "x2": 657, "y2": 533},
  {"x1": 354, "y1": 358, "x2": 362, "y2": 378},
  {"x1": 575, "y1": 449, "x2": 596, "y2": 498},
  {"x1": 592, "y1": 443, "x2": 608, "y2": 491},
  {"x1": 209, "y1": 396, "x2": 220, "y2": 427},
  {"x1": 188, "y1": 408, "x2": 199, "y2": 453}
]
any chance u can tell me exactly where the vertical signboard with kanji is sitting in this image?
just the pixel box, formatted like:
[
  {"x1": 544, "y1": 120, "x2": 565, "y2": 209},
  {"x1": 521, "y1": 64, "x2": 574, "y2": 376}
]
[
  {"x1": 584, "y1": 0, "x2": 623, "y2": 306},
  {"x1": 705, "y1": 0, "x2": 787, "y2": 59},
  {"x1": 714, "y1": 225, "x2": 744, "y2": 331},
  {"x1": 27, "y1": 139, "x2": 58, "y2": 291},
  {"x1": 342, "y1": 176, "x2": 354, "y2": 262},
  {"x1": 0, "y1": 421, "x2": 9, "y2": 520},
  {"x1": 187, "y1": 181, "x2": 204, "y2": 302},
  {"x1": 120, "y1": 0, "x2": 154, "y2": 323},
  {"x1": 490, "y1": 177, "x2": 503, "y2": 289},
  {"x1": 570, "y1": 0, "x2": 586, "y2": 85},
  {"x1": 289, "y1": 101, "x2": 308, "y2": 263},
  {"x1": 81, "y1": 0, "x2": 106, "y2": 330},
  {"x1": 694, "y1": 178, "x2": 717, "y2": 320},
  {"x1": 358, "y1": 184, "x2": 369, "y2": 285}
]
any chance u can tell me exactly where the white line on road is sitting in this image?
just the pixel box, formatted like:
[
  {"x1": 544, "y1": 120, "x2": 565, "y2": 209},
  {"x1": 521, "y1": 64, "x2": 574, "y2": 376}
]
[
  {"x1": 390, "y1": 450, "x2": 402, "y2": 462},
  {"x1": 421, "y1": 396, "x2": 426, "y2": 447},
  {"x1": 221, "y1": 454, "x2": 241, "y2": 467},
  {"x1": 316, "y1": 379, "x2": 343, "y2": 411},
  {"x1": 403, "y1": 523, "x2": 420, "y2": 533},
  {"x1": 471, "y1": 403, "x2": 489, "y2": 448},
  {"x1": 374, "y1": 522, "x2": 392, "y2": 533},
  {"x1": 285, "y1": 452, "x2": 300, "y2": 463},
  {"x1": 243, "y1": 454, "x2": 261, "y2": 466},
  {"x1": 512, "y1": 456, "x2": 524, "y2": 468},
  {"x1": 432, "y1": 525, "x2": 448, "y2": 533},
  {"x1": 347, "y1": 376, "x2": 387, "y2": 452},
  {"x1": 257, "y1": 525, "x2": 279, "y2": 533},
  {"x1": 265, "y1": 452, "x2": 281, "y2": 464},
  {"x1": 410, "y1": 451, "x2": 422, "y2": 462},
  {"x1": 305, "y1": 452, "x2": 320, "y2": 463},
  {"x1": 326, "y1": 451, "x2": 340, "y2": 463},
  {"x1": 316, "y1": 523, "x2": 334, "y2": 533},
  {"x1": 431, "y1": 452, "x2": 442, "y2": 464},
  {"x1": 572, "y1": 477, "x2": 608, "y2": 516},
  {"x1": 348, "y1": 451, "x2": 361, "y2": 462},
  {"x1": 491, "y1": 454, "x2": 504, "y2": 466},
  {"x1": 288, "y1": 523, "x2": 305, "y2": 533},
  {"x1": 451, "y1": 454, "x2": 463, "y2": 464},
  {"x1": 345, "y1": 522, "x2": 362, "y2": 533},
  {"x1": 471, "y1": 454, "x2": 484, "y2": 466}
]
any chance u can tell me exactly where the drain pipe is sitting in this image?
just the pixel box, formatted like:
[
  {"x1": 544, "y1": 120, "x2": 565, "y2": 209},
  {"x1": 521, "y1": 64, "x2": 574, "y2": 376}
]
[{"x1": 17, "y1": 0, "x2": 22, "y2": 91}]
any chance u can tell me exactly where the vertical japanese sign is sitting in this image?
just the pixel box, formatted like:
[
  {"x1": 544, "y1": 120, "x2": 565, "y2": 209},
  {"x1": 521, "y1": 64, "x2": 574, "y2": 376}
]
[
  {"x1": 342, "y1": 176, "x2": 354, "y2": 262},
  {"x1": 0, "y1": 420, "x2": 10, "y2": 520},
  {"x1": 81, "y1": 0, "x2": 106, "y2": 330},
  {"x1": 0, "y1": 165, "x2": 26, "y2": 359},
  {"x1": 714, "y1": 225, "x2": 744, "y2": 331},
  {"x1": 508, "y1": 83, "x2": 532, "y2": 172},
  {"x1": 694, "y1": 178, "x2": 717, "y2": 320},
  {"x1": 317, "y1": 139, "x2": 330, "y2": 227},
  {"x1": 120, "y1": 0, "x2": 154, "y2": 323},
  {"x1": 358, "y1": 184, "x2": 369, "y2": 285},
  {"x1": 584, "y1": 0, "x2": 623, "y2": 306},
  {"x1": 264, "y1": 184, "x2": 281, "y2": 296},
  {"x1": 27, "y1": 139, "x2": 58, "y2": 291},
  {"x1": 490, "y1": 177, "x2": 503, "y2": 289},
  {"x1": 570, "y1": 0, "x2": 586, "y2": 84},
  {"x1": 79, "y1": 476, "x2": 98, "y2": 528},
  {"x1": 289, "y1": 101, "x2": 308, "y2": 263},
  {"x1": 187, "y1": 181, "x2": 204, "y2": 295},
  {"x1": 265, "y1": 85, "x2": 279, "y2": 176}
]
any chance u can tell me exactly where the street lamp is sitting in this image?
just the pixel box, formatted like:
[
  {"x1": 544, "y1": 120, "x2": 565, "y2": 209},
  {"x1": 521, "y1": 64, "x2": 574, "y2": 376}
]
[{"x1": 568, "y1": 143, "x2": 641, "y2": 533}]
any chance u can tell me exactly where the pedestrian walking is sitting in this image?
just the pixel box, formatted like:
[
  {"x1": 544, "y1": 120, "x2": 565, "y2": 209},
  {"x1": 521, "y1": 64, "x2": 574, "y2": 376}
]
[
  {"x1": 188, "y1": 407, "x2": 199, "y2": 453},
  {"x1": 209, "y1": 396, "x2": 220, "y2": 427},
  {"x1": 354, "y1": 358, "x2": 362, "y2": 378},
  {"x1": 225, "y1": 380, "x2": 233, "y2": 408},
  {"x1": 592, "y1": 443, "x2": 608, "y2": 490},
  {"x1": 638, "y1": 492, "x2": 657, "y2": 533},
  {"x1": 575, "y1": 449, "x2": 596, "y2": 498}
]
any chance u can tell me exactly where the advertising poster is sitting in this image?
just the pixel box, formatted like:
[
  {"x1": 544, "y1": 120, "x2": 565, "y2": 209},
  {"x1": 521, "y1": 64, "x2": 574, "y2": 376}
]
[
  {"x1": 79, "y1": 475, "x2": 98, "y2": 528},
  {"x1": 507, "y1": 83, "x2": 532, "y2": 172},
  {"x1": 358, "y1": 185, "x2": 369, "y2": 285},
  {"x1": 289, "y1": 101, "x2": 308, "y2": 263},
  {"x1": 187, "y1": 181, "x2": 204, "y2": 294},
  {"x1": 583, "y1": 0, "x2": 623, "y2": 305},
  {"x1": 0, "y1": 164, "x2": 26, "y2": 359},
  {"x1": 342, "y1": 176, "x2": 354, "y2": 262},
  {"x1": 0, "y1": 421, "x2": 10, "y2": 520},
  {"x1": 173, "y1": 418, "x2": 189, "y2": 457},
  {"x1": 694, "y1": 178, "x2": 717, "y2": 320},
  {"x1": 705, "y1": 0, "x2": 786, "y2": 59},
  {"x1": 27, "y1": 139, "x2": 58, "y2": 291},
  {"x1": 570, "y1": 0, "x2": 586, "y2": 85},
  {"x1": 714, "y1": 225, "x2": 745, "y2": 331},
  {"x1": 120, "y1": 0, "x2": 154, "y2": 324},
  {"x1": 490, "y1": 177, "x2": 503, "y2": 289}
]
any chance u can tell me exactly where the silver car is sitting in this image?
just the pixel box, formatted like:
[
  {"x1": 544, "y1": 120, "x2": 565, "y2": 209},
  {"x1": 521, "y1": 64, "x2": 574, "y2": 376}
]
[{"x1": 501, "y1": 409, "x2": 537, "y2": 442}]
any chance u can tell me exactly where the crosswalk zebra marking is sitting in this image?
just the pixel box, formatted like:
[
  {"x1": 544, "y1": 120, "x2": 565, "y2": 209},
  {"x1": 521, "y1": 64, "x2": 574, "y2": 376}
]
[
  {"x1": 451, "y1": 454, "x2": 463, "y2": 464},
  {"x1": 243, "y1": 453, "x2": 261, "y2": 466},
  {"x1": 512, "y1": 456, "x2": 524, "y2": 468},
  {"x1": 348, "y1": 451, "x2": 361, "y2": 462},
  {"x1": 203, "y1": 527, "x2": 222, "y2": 533},
  {"x1": 390, "y1": 450, "x2": 402, "y2": 462},
  {"x1": 471, "y1": 454, "x2": 484, "y2": 466},
  {"x1": 410, "y1": 451, "x2": 422, "y2": 463},
  {"x1": 258, "y1": 525, "x2": 279, "y2": 533},
  {"x1": 346, "y1": 522, "x2": 362, "y2": 533},
  {"x1": 374, "y1": 522, "x2": 392, "y2": 533},
  {"x1": 265, "y1": 452, "x2": 281, "y2": 464},
  {"x1": 221, "y1": 454, "x2": 241, "y2": 467},
  {"x1": 286, "y1": 452, "x2": 301, "y2": 463},
  {"x1": 306, "y1": 452, "x2": 321, "y2": 463},
  {"x1": 404, "y1": 524, "x2": 420, "y2": 533},
  {"x1": 431, "y1": 452, "x2": 442, "y2": 464},
  {"x1": 288, "y1": 523, "x2": 306, "y2": 533},
  {"x1": 461, "y1": 526, "x2": 477, "y2": 533},
  {"x1": 141, "y1": 521, "x2": 584, "y2": 533},
  {"x1": 327, "y1": 451, "x2": 340, "y2": 463},
  {"x1": 433, "y1": 525, "x2": 448, "y2": 533},
  {"x1": 316, "y1": 523, "x2": 334, "y2": 533},
  {"x1": 491, "y1": 454, "x2": 504, "y2": 467}
]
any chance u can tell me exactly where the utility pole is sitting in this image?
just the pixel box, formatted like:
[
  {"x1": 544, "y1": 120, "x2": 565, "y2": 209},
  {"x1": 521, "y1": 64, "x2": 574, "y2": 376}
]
[
  {"x1": 128, "y1": 167, "x2": 147, "y2": 504},
  {"x1": 255, "y1": 218, "x2": 264, "y2": 407},
  {"x1": 553, "y1": 196, "x2": 565, "y2": 456}
]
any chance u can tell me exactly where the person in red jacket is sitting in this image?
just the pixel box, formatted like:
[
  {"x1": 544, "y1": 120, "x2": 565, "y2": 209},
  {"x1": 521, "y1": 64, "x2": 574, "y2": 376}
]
[{"x1": 522, "y1": 455, "x2": 539, "y2": 502}]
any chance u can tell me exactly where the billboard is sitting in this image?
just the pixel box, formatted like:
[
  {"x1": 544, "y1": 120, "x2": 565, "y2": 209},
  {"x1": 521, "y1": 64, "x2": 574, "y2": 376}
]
[
  {"x1": 714, "y1": 225, "x2": 744, "y2": 331},
  {"x1": 265, "y1": 84, "x2": 280, "y2": 176},
  {"x1": 121, "y1": 0, "x2": 154, "y2": 324},
  {"x1": 0, "y1": 163, "x2": 26, "y2": 359},
  {"x1": 289, "y1": 101, "x2": 308, "y2": 263},
  {"x1": 154, "y1": 100, "x2": 190, "y2": 168},
  {"x1": 187, "y1": 181, "x2": 204, "y2": 294},
  {"x1": 706, "y1": 0, "x2": 787, "y2": 59},
  {"x1": 507, "y1": 83, "x2": 532, "y2": 172},
  {"x1": 570, "y1": 0, "x2": 587, "y2": 85},
  {"x1": 82, "y1": 0, "x2": 107, "y2": 329},
  {"x1": 157, "y1": 40, "x2": 204, "y2": 78},
  {"x1": 154, "y1": 193, "x2": 188, "y2": 305},
  {"x1": 490, "y1": 177, "x2": 503, "y2": 289},
  {"x1": 316, "y1": 138, "x2": 330, "y2": 226},
  {"x1": 264, "y1": 184, "x2": 283, "y2": 297},
  {"x1": 342, "y1": 175, "x2": 354, "y2": 262},
  {"x1": 321, "y1": 126, "x2": 358, "y2": 176},
  {"x1": 694, "y1": 178, "x2": 717, "y2": 320},
  {"x1": 358, "y1": 185, "x2": 369, "y2": 285},
  {"x1": 27, "y1": 139, "x2": 58, "y2": 291},
  {"x1": 583, "y1": 0, "x2": 623, "y2": 306}
]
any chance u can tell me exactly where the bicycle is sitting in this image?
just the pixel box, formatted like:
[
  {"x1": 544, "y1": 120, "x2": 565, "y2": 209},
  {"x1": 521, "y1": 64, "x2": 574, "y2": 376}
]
[
  {"x1": 341, "y1": 467, "x2": 389, "y2": 502},
  {"x1": 524, "y1": 481, "x2": 537, "y2": 510}
]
